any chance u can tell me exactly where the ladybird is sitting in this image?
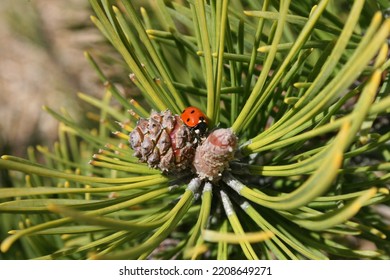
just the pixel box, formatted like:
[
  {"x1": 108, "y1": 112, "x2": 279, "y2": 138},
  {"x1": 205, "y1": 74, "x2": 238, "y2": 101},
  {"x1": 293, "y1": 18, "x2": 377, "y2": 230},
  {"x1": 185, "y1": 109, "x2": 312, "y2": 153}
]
[{"x1": 180, "y1": 106, "x2": 208, "y2": 136}]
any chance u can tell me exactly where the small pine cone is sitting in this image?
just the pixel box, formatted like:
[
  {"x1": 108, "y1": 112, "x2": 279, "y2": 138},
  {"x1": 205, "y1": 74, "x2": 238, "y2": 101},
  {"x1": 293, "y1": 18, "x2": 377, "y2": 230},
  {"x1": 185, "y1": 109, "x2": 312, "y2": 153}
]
[
  {"x1": 193, "y1": 128, "x2": 238, "y2": 182},
  {"x1": 129, "y1": 109, "x2": 196, "y2": 173}
]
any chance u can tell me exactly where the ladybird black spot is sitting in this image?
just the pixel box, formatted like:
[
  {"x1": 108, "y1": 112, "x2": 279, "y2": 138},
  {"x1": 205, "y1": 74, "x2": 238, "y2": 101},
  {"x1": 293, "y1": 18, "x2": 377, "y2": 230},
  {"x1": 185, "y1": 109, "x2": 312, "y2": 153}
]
[
  {"x1": 190, "y1": 109, "x2": 195, "y2": 114},
  {"x1": 187, "y1": 118, "x2": 190, "y2": 122}
]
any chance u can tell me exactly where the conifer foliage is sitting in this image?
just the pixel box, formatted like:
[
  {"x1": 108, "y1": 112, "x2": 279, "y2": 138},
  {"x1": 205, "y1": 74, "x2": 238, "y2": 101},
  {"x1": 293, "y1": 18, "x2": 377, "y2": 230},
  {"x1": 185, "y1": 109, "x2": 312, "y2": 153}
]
[{"x1": 0, "y1": 0, "x2": 389, "y2": 259}]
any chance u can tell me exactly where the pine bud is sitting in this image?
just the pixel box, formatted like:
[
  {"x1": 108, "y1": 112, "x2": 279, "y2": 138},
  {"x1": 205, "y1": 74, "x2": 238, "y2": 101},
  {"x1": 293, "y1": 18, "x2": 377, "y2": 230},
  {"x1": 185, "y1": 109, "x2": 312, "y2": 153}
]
[
  {"x1": 193, "y1": 128, "x2": 238, "y2": 182},
  {"x1": 129, "y1": 109, "x2": 196, "y2": 174}
]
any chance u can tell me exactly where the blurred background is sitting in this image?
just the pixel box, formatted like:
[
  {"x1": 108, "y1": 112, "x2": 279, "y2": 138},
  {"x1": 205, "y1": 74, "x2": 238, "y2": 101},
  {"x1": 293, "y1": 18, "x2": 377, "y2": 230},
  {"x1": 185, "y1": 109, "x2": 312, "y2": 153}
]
[{"x1": 0, "y1": 0, "x2": 102, "y2": 158}]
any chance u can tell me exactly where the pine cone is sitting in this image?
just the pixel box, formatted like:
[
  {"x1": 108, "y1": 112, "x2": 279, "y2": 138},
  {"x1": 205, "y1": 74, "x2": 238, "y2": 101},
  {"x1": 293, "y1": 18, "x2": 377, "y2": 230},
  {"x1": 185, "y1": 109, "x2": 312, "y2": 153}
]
[
  {"x1": 129, "y1": 109, "x2": 197, "y2": 174},
  {"x1": 193, "y1": 128, "x2": 238, "y2": 182}
]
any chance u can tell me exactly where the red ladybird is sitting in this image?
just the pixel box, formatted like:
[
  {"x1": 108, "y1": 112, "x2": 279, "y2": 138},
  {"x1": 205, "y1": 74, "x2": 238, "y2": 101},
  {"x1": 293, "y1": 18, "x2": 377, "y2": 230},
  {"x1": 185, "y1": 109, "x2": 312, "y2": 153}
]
[{"x1": 180, "y1": 106, "x2": 208, "y2": 136}]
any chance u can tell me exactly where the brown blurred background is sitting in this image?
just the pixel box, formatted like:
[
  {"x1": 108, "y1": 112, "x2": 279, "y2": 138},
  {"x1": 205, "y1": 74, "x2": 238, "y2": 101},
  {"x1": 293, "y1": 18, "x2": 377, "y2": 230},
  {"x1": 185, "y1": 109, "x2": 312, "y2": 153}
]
[{"x1": 0, "y1": 0, "x2": 102, "y2": 158}]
